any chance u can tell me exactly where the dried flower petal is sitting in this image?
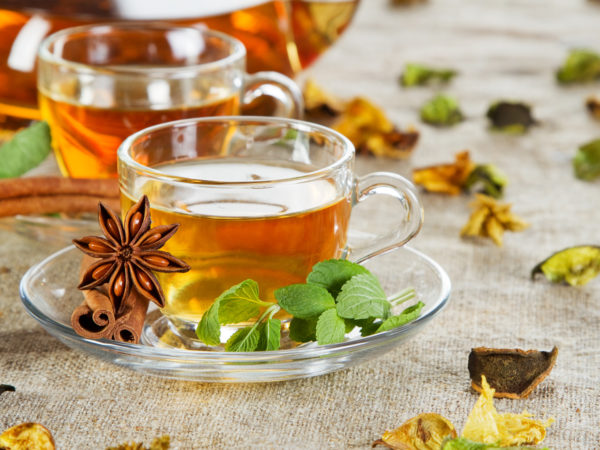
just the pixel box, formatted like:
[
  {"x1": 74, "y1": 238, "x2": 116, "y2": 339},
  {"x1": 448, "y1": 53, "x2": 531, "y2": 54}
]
[
  {"x1": 372, "y1": 413, "x2": 457, "y2": 449},
  {"x1": 463, "y1": 164, "x2": 507, "y2": 199},
  {"x1": 413, "y1": 151, "x2": 475, "y2": 195},
  {"x1": 303, "y1": 81, "x2": 419, "y2": 158},
  {"x1": 468, "y1": 347, "x2": 558, "y2": 399},
  {"x1": 460, "y1": 194, "x2": 528, "y2": 246},
  {"x1": 0, "y1": 423, "x2": 55, "y2": 450},
  {"x1": 303, "y1": 78, "x2": 346, "y2": 119},
  {"x1": 573, "y1": 138, "x2": 600, "y2": 181},
  {"x1": 462, "y1": 376, "x2": 553, "y2": 446},
  {"x1": 556, "y1": 48, "x2": 600, "y2": 83},
  {"x1": 532, "y1": 245, "x2": 600, "y2": 286},
  {"x1": 486, "y1": 101, "x2": 537, "y2": 134},
  {"x1": 106, "y1": 435, "x2": 170, "y2": 450}
]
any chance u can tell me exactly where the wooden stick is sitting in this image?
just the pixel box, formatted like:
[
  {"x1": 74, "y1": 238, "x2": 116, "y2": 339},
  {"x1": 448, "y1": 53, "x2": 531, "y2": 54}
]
[{"x1": 0, "y1": 195, "x2": 119, "y2": 217}]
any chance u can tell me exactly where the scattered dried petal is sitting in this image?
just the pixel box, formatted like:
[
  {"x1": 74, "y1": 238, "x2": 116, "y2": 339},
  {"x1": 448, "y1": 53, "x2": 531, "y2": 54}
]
[
  {"x1": 372, "y1": 413, "x2": 457, "y2": 449},
  {"x1": 468, "y1": 347, "x2": 558, "y2": 399},
  {"x1": 391, "y1": 0, "x2": 427, "y2": 5},
  {"x1": 441, "y1": 437, "x2": 546, "y2": 449},
  {"x1": 585, "y1": 96, "x2": 600, "y2": 120},
  {"x1": 573, "y1": 138, "x2": 600, "y2": 181},
  {"x1": 462, "y1": 376, "x2": 553, "y2": 446},
  {"x1": 413, "y1": 151, "x2": 475, "y2": 195},
  {"x1": 303, "y1": 78, "x2": 346, "y2": 119},
  {"x1": 460, "y1": 194, "x2": 529, "y2": 246},
  {"x1": 532, "y1": 245, "x2": 600, "y2": 286},
  {"x1": 333, "y1": 97, "x2": 419, "y2": 158},
  {"x1": 400, "y1": 63, "x2": 457, "y2": 87},
  {"x1": 486, "y1": 101, "x2": 537, "y2": 133},
  {"x1": 0, "y1": 423, "x2": 55, "y2": 450},
  {"x1": 556, "y1": 48, "x2": 600, "y2": 83},
  {"x1": 420, "y1": 95, "x2": 464, "y2": 126},
  {"x1": 303, "y1": 81, "x2": 419, "y2": 158}
]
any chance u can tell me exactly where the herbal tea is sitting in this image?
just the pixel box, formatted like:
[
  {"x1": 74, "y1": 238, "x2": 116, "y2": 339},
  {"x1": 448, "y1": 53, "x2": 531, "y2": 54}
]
[
  {"x1": 39, "y1": 93, "x2": 239, "y2": 178},
  {"x1": 0, "y1": 1, "x2": 358, "y2": 121},
  {"x1": 121, "y1": 159, "x2": 352, "y2": 326}
]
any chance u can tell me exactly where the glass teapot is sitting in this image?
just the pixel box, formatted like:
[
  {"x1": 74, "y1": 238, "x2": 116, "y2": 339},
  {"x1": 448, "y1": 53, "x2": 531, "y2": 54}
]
[{"x1": 0, "y1": 0, "x2": 359, "y2": 121}]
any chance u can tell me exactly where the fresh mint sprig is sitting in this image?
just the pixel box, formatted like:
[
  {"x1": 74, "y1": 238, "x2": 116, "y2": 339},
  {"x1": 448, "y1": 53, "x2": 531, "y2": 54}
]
[{"x1": 195, "y1": 259, "x2": 422, "y2": 351}]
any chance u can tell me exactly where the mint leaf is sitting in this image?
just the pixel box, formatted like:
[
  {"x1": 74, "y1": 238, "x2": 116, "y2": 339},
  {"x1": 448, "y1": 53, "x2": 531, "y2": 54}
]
[
  {"x1": 195, "y1": 300, "x2": 221, "y2": 346},
  {"x1": 401, "y1": 63, "x2": 457, "y2": 87},
  {"x1": 225, "y1": 326, "x2": 260, "y2": 352},
  {"x1": 275, "y1": 284, "x2": 335, "y2": 319},
  {"x1": 288, "y1": 317, "x2": 317, "y2": 342},
  {"x1": 217, "y1": 279, "x2": 263, "y2": 325},
  {"x1": 420, "y1": 94, "x2": 464, "y2": 127},
  {"x1": 573, "y1": 138, "x2": 600, "y2": 181},
  {"x1": 315, "y1": 308, "x2": 346, "y2": 345},
  {"x1": 376, "y1": 301, "x2": 424, "y2": 333},
  {"x1": 256, "y1": 319, "x2": 281, "y2": 351},
  {"x1": 336, "y1": 273, "x2": 390, "y2": 320},
  {"x1": 307, "y1": 259, "x2": 369, "y2": 297},
  {"x1": 0, "y1": 121, "x2": 52, "y2": 178}
]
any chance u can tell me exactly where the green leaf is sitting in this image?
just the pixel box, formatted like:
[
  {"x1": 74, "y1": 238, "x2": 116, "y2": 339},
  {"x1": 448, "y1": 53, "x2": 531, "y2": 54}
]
[
  {"x1": 336, "y1": 273, "x2": 390, "y2": 320},
  {"x1": 463, "y1": 164, "x2": 508, "y2": 199},
  {"x1": 225, "y1": 326, "x2": 260, "y2": 352},
  {"x1": 306, "y1": 259, "x2": 370, "y2": 298},
  {"x1": 315, "y1": 309, "x2": 347, "y2": 345},
  {"x1": 485, "y1": 101, "x2": 537, "y2": 133},
  {"x1": 217, "y1": 279, "x2": 263, "y2": 325},
  {"x1": 441, "y1": 437, "x2": 547, "y2": 450},
  {"x1": 288, "y1": 317, "x2": 317, "y2": 343},
  {"x1": 573, "y1": 138, "x2": 600, "y2": 181},
  {"x1": 275, "y1": 284, "x2": 335, "y2": 319},
  {"x1": 376, "y1": 301, "x2": 424, "y2": 333},
  {"x1": 532, "y1": 245, "x2": 600, "y2": 286},
  {"x1": 420, "y1": 95, "x2": 464, "y2": 127},
  {"x1": 556, "y1": 48, "x2": 600, "y2": 84},
  {"x1": 400, "y1": 63, "x2": 457, "y2": 87},
  {"x1": 256, "y1": 319, "x2": 281, "y2": 351},
  {"x1": 0, "y1": 121, "x2": 52, "y2": 178},
  {"x1": 195, "y1": 300, "x2": 221, "y2": 346}
]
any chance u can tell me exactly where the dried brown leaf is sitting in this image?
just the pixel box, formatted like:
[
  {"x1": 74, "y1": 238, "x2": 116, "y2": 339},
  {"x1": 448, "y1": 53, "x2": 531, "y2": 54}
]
[
  {"x1": 586, "y1": 96, "x2": 600, "y2": 120},
  {"x1": 413, "y1": 151, "x2": 475, "y2": 195},
  {"x1": 468, "y1": 347, "x2": 558, "y2": 399}
]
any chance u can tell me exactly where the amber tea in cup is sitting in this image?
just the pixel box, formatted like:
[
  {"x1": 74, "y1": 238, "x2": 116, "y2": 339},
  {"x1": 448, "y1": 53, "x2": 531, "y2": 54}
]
[
  {"x1": 37, "y1": 23, "x2": 302, "y2": 178},
  {"x1": 118, "y1": 117, "x2": 423, "y2": 339}
]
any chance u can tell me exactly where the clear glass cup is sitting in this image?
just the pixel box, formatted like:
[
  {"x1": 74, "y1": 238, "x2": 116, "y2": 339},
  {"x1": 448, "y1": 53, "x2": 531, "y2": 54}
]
[
  {"x1": 0, "y1": 1, "x2": 360, "y2": 123},
  {"x1": 37, "y1": 23, "x2": 303, "y2": 178},
  {"x1": 118, "y1": 116, "x2": 423, "y2": 345}
]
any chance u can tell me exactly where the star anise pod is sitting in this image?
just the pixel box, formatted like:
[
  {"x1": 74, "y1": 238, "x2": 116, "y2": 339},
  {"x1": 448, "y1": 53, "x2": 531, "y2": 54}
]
[{"x1": 73, "y1": 195, "x2": 190, "y2": 314}]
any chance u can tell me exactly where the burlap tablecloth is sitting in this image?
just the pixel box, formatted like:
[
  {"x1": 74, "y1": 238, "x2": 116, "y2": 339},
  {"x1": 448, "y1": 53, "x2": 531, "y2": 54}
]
[{"x1": 1, "y1": 0, "x2": 599, "y2": 448}]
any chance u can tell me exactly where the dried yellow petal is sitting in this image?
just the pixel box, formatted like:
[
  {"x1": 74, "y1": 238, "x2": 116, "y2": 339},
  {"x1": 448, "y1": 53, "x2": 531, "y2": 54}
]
[
  {"x1": 413, "y1": 151, "x2": 475, "y2": 195},
  {"x1": 373, "y1": 413, "x2": 457, "y2": 449},
  {"x1": 461, "y1": 194, "x2": 529, "y2": 246},
  {"x1": 0, "y1": 423, "x2": 55, "y2": 450},
  {"x1": 462, "y1": 376, "x2": 553, "y2": 446},
  {"x1": 303, "y1": 78, "x2": 346, "y2": 118}
]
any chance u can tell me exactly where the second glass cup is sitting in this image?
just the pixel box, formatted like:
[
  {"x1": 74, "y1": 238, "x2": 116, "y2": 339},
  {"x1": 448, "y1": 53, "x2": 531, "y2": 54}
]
[
  {"x1": 37, "y1": 23, "x2": 303, "y2": 178},
  {"x1": 118, "y1": 116, "x2": 424, "y2": 342}
]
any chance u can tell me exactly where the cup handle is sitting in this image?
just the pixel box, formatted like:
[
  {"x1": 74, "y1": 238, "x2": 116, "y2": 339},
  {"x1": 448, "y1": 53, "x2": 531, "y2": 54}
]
[
  {"x1": 242, "y1": 71, "x2": 304, "y2": 119},
  {"x1": 346, "y1": 172, "x2": 424, "y2": 263}
]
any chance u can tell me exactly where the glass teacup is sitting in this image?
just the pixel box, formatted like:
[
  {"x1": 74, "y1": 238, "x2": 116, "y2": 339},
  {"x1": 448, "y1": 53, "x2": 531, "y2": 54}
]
[
  {"x1": 118, "y1": 116, "x2": 423, "y2": 344},
  {"x1": 37, "y1": 23, "x2": 303, "y2": 178}
]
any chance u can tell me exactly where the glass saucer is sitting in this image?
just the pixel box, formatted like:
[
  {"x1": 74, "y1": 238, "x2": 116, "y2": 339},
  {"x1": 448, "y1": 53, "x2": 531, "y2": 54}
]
[{"x1": 19, "y1": 245, "x2": 451, "y2": 383}]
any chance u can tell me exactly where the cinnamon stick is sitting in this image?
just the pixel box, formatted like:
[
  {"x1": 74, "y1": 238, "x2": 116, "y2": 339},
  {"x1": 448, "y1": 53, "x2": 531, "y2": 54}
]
[
  {"x1": 71, "y1": 256, "x2": 149, "y2": 344},
  {"x1": 0, "y1": 195, "x2": 119, "y2": 217},
  {"x1": 0, "y1": 177, "x2": 119, "y2": 199}
]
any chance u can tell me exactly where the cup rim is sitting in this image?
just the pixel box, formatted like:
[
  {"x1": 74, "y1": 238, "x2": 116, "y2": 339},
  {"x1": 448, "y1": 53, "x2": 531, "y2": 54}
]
[
  {"x1": 37, "y1": 22, "x2": 246, "y2": 76},
  {"x1": 117, "y1": 116, "x2": 355, "y2": 186}
]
